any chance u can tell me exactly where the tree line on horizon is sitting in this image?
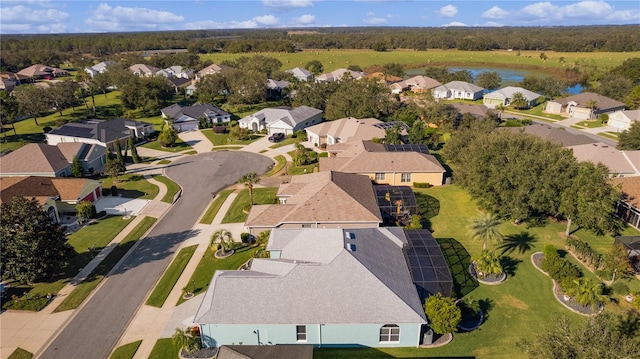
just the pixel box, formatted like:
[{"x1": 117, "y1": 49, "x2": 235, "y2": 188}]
[{"x1": 2, "y1": 25, "x2": 639, "y2": 72}]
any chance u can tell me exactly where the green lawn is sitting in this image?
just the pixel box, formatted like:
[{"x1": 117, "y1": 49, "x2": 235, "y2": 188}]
[
  {"x1": 507, "y1": 105, "x2": 564, "y2": 122},
  {"x1": 575, "y1": 120, "x2": 605, "y2": 128},
  {"x1": 269, "y1": 137, "x2": 301, "y2": 149},
  {"x1": 200, "y1": 129, "x2": 263, "y2": 146},
  {"x1": 146, "y1": 245, "x2": 197, "y2": 308},
  {"x1": 177, "y1": 244, "x2": 259, "y2": 305},
  {"x1": 7, "y1": 348, "x2": 33, "y2": 359},
  {"x1": 221, "y1": 188, "x2": 278, "y2": 224},
  {"x1": 148, "y1": 338, "x2": 178, "y2": 359},
  {"x1": 110, "y1": 340, "x2": 142, "y2": 359},
  {"x1": 156, "y1": 159, "x2": 171, "y2": 165},
  {"x1": 153, "y1": 175, "x2": 181, "y2": 203},
  {"x1": 264, "y1": 155, "x2": 286, "y2": 177},
  {"x1": 101, "y1": 174, "x2": 159, "y2": 200},
  {"x1": 287, "y1": 163, "x2": 317, "y2": 175},
  {"x1": 141, "y1": 138, "x2": 193, "y2": 153},
  {"x1": 66, "y1": 215, "x2": 134, "y2": 254},
  {"x1": 211, "y1": 146, "x2": 243, "y2": 151},
  {"x1": 199, "y1": 189, "x2": 234, "y2": 224}
]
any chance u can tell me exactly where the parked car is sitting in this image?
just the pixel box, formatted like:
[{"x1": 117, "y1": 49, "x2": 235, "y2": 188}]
[{"x1": 268, "y1": 132, "x2": 285, "y2": 142}]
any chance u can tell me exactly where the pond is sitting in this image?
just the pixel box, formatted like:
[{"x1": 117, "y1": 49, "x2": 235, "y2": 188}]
[{"x1": 406, "y1": 66, "x2": 583, "y2": 94}]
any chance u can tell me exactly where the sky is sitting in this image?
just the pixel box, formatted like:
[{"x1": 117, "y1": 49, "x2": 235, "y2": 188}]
[{"x1": 0, "y1": 0, "x2": 638, "y2": 34}]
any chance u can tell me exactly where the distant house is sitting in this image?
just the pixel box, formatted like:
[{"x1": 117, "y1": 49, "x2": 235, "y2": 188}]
[
  {"x1": 614, "y1": 176, "x2": 640, "y2": 231},
  {"x1": 613, "y1": 236, "x2": 640, "y2": 273},
  {"x1": 244, "y1": 171, "x2": 382, "y2": 235},
  {"x1": 85, "y1": 61, "x2": 115, "y2": 78},
  {"x1": 567, "y1": 142, "x2": 640, "y2": 177},
  {"x1": 239, "y1": 106, "x2": 322, "y2": 135},
  {"x1": 129, "y1": 64, "x2": 161, "y2": 77},
  {"x1": 195, "y1": 63, "x2": 230, "y2": 80},
  {"x1": 433, "y1": 81, "x2": 484, "y2": 101},
  {"x1": 1, "y1": 143, "x2": 106, "y2": 177},
  {"x1": 305, "y1": 117, "x2": 387, "y2": 147},
  {"x1": 315, "y1": 68, "x2": 365, "y2": 83},
  {"x1": 451, "y1": 103, "x2": 496, "y2": 120},
  {"x1": 320, "y1": 140, "x2": 446, "y2": 187},
  {"x1": 483, "y1": 86, "x2": 540, "y2": 109},
  {"x1": 545, "y1": 92, "x2": 626, "y2": 120},
  {"x1": 502, "y1": 123, "x2": 597, "y2": 147},
  {"x1": 46, "y1": 118, "x2": 154, "y2": 149},
  {"x1": 390, "y1": 76, "x2": 441, "y2": 94},
  {"x1": 185, "y1": 83, "x2": 197, "y2": 97},
  {"x1": 608, "y1": 110, "x2": 640, "y2": 132},
  {"x1": 286, "y1": 67, "x2": 314, "y2": 82},
  {"x1": 161, "y1": 103, "x2": 231, "y2": 132},
  {"x1": 364, "y1": 72, "x2": 403, "y2": 85},
  {"x1": 266, "y1": 79, "x2": 290, "y2": 99},
  {"x1": 0, "y1": 72, "x2": 22, "y2": 91},
  {"x1": 0, "y1": 176, "x2": 102, "y2": 223},
  {"x1": 157, "y1": 66, "x2": 194, "y2": 79},
  {"x1": 195, "y1": 227, "x2": 451, "y2": 348},
  {"x1": 17, "y1": 64, "x2": 68, "y2": 80}
]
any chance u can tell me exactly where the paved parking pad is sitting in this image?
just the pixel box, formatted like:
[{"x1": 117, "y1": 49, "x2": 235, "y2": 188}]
[{"x1": 94, "y1": 197, "x2": 150, "y2": 216}]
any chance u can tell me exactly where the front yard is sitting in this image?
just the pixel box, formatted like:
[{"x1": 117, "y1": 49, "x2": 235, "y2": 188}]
[{"x1": 220, "y1": 188, "x2": 278, "y2": 224}]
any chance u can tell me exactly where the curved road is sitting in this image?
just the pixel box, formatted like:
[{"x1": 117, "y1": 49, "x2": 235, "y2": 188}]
[{"x1": 40, "y1": 152, "x2": 273, "y2": 359}]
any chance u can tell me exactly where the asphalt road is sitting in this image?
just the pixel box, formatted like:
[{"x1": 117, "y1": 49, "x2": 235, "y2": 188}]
[{"x1": 40, "y1": 151, "x2": 273, "y2": 359}]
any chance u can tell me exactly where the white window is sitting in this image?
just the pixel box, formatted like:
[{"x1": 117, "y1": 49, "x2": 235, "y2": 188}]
[
  {"x1": 380, "y1": 324, "x2": 400, "y2": 343},
  {"x1": 296, "y1": 325, "x2": 307, "y2": 341},
  {"x1": 375, "y1": 173, "x2": 386, "y2": 181},
  {"x1": 401, "y1": 173, "x2": 411, "y2": 183}
]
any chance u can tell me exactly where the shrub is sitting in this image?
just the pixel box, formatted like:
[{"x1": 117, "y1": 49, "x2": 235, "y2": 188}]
[
  {"x1": 610, "y1": 281, "x2": 629, "y2": 296},
  {"x1": 43, "y1": 126, "x2": 52, "y2": 133},
  {"x1": 565, "y1": 237, "x2": 602, "y2": 269},
  {"x1": 424, "y1": 293, "x2": 461, "y2": 334},
  {"x1": 294, "y1": 129, "x2": 306, "y2": 139},
  {"x1": 240, "y1": 232, "x2": 252, "y2": 244},
  {"x1": 541, "y1": 246, "x2": 582, "y2": 284},
  {"x1": 318, "y1": 152, "x2": 329, "y2": 158},
  {"x1": 320, "y1": 143, "x2": 327, "y2": 149},
  {"x1": 543, "y1": 245, "x2": 559, "y2": 260},
  {"x1": 413, "y1": 182, "x2": 431, "y2": 188},
  {"x1": 110, "y1": 185, "x2": 118, "y2": 196}
]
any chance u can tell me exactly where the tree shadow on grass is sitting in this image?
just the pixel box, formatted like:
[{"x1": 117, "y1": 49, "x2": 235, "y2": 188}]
[
  {"x1": 498, "y1": 231, "x2": 537, "y2": 255},
  {"x1": 437, "y1": 238, "x2": 478, "y2": 298},
  {"x1": 415, "y1": 192, "x2": 440, "y2": 232},
  {"x1": 499, "y1": 255, "x2": 522, "y2": 277}
]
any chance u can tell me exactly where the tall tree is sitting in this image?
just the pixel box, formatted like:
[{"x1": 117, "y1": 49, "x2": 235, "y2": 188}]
[
  {"x1": 50, "y1": 81, "x2": 79, "y2": 116},
  {"x1": 238, "y1": 172, "x2": 260, "y2": 206},
  {"x1": 324, "y1": 78, "x2": 398, "y2": 121},
  {"x1": 469, "y1": 213, "x2": 503, "y2": 250},
  {"x1": 510, "y1": 92, "x2": 529, "y2": 109},
  {"x1": 128, "y1": 137, "x2": 140, "y2": 164},
  {"x1": 195, "y1": 73, "x2": 230, "y2": 104},
  {"x1": 604, "y1": 243, "x2": 634, "y2": 282},
  {"x1": 475, "y1": 71, "x2": 501, "y2": 90},
  {"x1": 104, "y1": 148, "x2": 125, "y2": 178},
  {"x1": 13, "y1": 84, "x2": 51, "y2": 126},
  {"x1": 381, "y1": 62, "x2": 405, "y2": 77},
  {"x1": 114, "y1": 138, "x2": 125, "y2": 163},
  {"x1": 158, "y1": 125, "x2": 178, "y2": 147},
  {"x1": 617, "y1": 121, "x2": 640, "y2": 150},
  {"x1": 1, "y1": 196, "x2": 74, "y2": 283},
  {"x1": 408, "y1": 120, "x2": 426, "y2": 144},
  {"x1": 625, "y1": 85, "x2": 640, "y2": 110},
  {"x1": 0, "y1": 91, "x2": 20, "y2": 141},
  {"x1": 304, "y1": 60, "x2": 324, "y2": 75}
]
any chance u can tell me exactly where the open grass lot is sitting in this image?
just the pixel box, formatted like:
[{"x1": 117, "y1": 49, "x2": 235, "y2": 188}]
[
  {"x1": 316, "y1": 185, "x2": 639, "y2": 359},
  {"x1": 146, "y1": 245, "x2": 197, "y2": 308},
  {"x1": 153, "y1": 175, "x2": 181, "y2": 203},
  {"x1": 221, "y1": 187, "x2": 278, "y2": 224},
  {"x1": 200, "y1": 129, "x2": 263, "y2": 146},
  {"x1": 101, "y1": 174, "x2": 159, "y2": 200},
  {"x1": 148, "y1": 338, "x2": 178, "y2": 359},
  {"x1": 177, "y1": 244, "x2": 259, "y2": 305},
  {"x1": 109, "y1": 340, "x2": 142, "y2": 359},
  {"x1": 199, "y1": 189, "x2": 234, "y2": 224},
  {"x1": 202, "y1": 49, "x2": 639, "y2": 75}
]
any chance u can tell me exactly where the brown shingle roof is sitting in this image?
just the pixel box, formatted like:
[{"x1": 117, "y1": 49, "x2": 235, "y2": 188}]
[
  {"x1": 320, "y1": 146, "x2": 446, "y2": 173},
  {"x1": 0, "y1": 143, "x2": 71, "y2": 176},
  {"x1": 0, "y1": 176, "x2": 96, "y2": 205},
  {"x1": 613, "y1": 176, "x2": 640, "y2": 207},
  {"x1": 306, "y1": 117, "x2": 386, "y2": 143},
  {"x1": 503, "y1": 123, "x2": 597, "y2": 147}
]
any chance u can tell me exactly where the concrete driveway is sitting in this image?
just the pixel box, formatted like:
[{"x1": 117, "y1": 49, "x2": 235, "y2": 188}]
[
  {"x1": 94, "y1": 197, "x2": 150, "y2": 216},
  {"x1": 40, "y1": 151, "x2": 273, "y2": 359},
  {"x1": 178, "y1": 130, "x2": 212, "y2": 154}
]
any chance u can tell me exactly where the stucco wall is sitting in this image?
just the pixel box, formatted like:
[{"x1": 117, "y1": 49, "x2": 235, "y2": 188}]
[{"x1": 366, "y1": 172, "x2": 444, "y2": 187}]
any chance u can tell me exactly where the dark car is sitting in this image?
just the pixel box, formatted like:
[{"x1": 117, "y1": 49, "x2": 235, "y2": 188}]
[{"x1": 268, "y1": 132, "x2": 285, "y2": 142}]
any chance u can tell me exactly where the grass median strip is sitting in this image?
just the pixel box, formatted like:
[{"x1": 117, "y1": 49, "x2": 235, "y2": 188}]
[
  {"x1": 264, "y1": 155, "x2": 286, "y2": 177},
  {"x1": 54, "y1": 217, "x2": 157, "y2": 312},
  {"x1": 154, "y1": 175, "x2": 181, "y2": 203},
  {"x1": 109, "y1": 340, "x2": 142, "y2": 359},
  {"x1": 145, "y1": 245, "x2": 198, "y2": 308},
  {"x1": 199, "y1": 189, "x2": 233, "y2": 224}
]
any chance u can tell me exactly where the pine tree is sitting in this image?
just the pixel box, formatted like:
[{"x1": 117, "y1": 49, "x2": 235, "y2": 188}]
[
  {"x1": 114, "y1": 138, "x2": 125, "y2": 164},
  {"x1": 71, "y1": 155, "x2": 83, "y2": 177},
  {"x1": 128, "y1": 137, "x2": 140, "y2": 163}
]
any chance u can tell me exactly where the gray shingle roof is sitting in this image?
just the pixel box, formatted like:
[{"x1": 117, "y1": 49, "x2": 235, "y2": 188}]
[
  {"x1": 239, "y1": 106, "x2": 322, "y2": 128},
  {"x1": 503, "y1": 123, "x2": 597, "y2": 147},
  {"x1": 0, "y1": 143, "x2": 70, "y2": 175},
  {"x1": 552, "y1": 92, "x2": 625, "y2": 110},
  {"x1": 48, "y1": 118, "x2": 138, "y2": 143},
  {"x1": 217, "y1": 345, "x2": 313, "y2": 359},
  {"x1": 194, "y1": 228, "x2": 426, "y2": 325}
]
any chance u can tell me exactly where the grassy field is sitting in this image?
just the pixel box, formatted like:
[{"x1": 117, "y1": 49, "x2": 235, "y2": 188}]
[
  {"x1": 177, "y1": 244, "x2": 259, "y2": 305},
  {"x1": 153, "y1": 175, "x2": 181, "y2": 203},
  {"x1": 101, "y1": 174, "x2": 159, "y2": 200},
  {"x1": 201, "y1": 49, "x2": 639, "y2": 76},
  {"x1": 220, "y1": 187, "x2": 278, "y2": 224},
  {"x1": 199, "y1": 189, "x2": 234, "y2": 224},
  {"x1": 109, "y1": 340, "x2": 142, "y2": 359},
  {"x1": 146, "y1": 245, "x2": 197, "y2": 308}
]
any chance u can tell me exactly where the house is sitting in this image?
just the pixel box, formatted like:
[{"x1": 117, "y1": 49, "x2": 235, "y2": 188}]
[
  {"x1": 0, "y1": 176, "x2": 102, "y2": 223},
  {"x1": 567, "y1": 142, "x2": 640, "y2": 177},
  {"x1": 0, "y1": 72, "x2": 22, "y2": 91},
  {"x1": 432, "y1": 81, "x2": 484, "y2": 101},
  {"x1": 614, "y1": 176, "x2": 640, "y2": 231},
  {"x1": 85, "y1": 61, "x2": 115, "y2": 78},
  {"x1": 161, "y1": 103, "x2": 231, "y2": 131},
  {"x1": 195, "y1": 227, "x2": 452, "y2": 348},
  {"x1": 390, "y1": 76, "x2": 441, "y2": 94},
  {"x1": 364, "y1": 72, "x2": 403, "y2": 85},
  {"x1": 17, "y1": 64, "x2": 68, "y2": 80},
  {"x1": 266, "y1": 79, "x2": 290, "y2": 99},
  {"x1": 239, "y1": 106, "x2": 322, "y2": 135},
  {"x1": 185, "y1": 83, "x2": 197, "y2": 97},
  {"x1": 244, "y1": 171, "x2": 382, "y2": 235},
  {"x1": 129, "y1": 64, "x2": 161, "y2": 77},
  {"x1": 315, "y1": 68, "x2": 365, "y2": 83},
  {"x1": 195, "y1": 63, "x2": 230, "y2": 80},
  {"x1": 545, "y1": 92, "x2": 626, "y2": 120},
  {"x1": 483, "y1": 86, "x2": 540, "y2": 109},
  {"x1": 305, "y1": 117, "x2": 387, "y2": 147},
  {"x1": 502, "y1": 123, "x2": 598, "y2": 147},
  {"x1": 165, "y1": 77, "x2": 192, "y2": 94},
  {"x1": 320, "y1": 140, "x2": 446, "y2": 187},
  {"x1": 286, "y1": 67, "x2": 313, "y2": 82},
  {"x1": 157, "y1": 66, "x2": 194, "y2": 79},
  {"x1": 605, "y1": 110, "x2": 640, "y2": 132},
  {"x1": 1, "y1": 143, "x2": 106, "y2": 177},
  {"x1": 216, "y1": 345, "x2": 313, "y2": 359},
  {"x1": 46, "y1": 118, "x2": 154, "y2": 149},
  {"x1": 451, "y1": 103, "x2": 496, "y2": 120}
]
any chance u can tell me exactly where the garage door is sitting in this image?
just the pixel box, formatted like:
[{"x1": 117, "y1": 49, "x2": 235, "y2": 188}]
[{"x1": 571, "y1": 107, "x2": 591, "y2": 120}]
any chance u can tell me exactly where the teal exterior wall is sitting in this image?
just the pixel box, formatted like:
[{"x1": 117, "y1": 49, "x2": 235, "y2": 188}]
[{"x1": 200, "y1": 322, "x2": 422, "y2": 348}]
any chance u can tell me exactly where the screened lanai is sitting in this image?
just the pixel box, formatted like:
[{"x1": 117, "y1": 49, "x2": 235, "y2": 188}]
[
  {"x1": 374, "y1": 185, "x2": 418, "y2": 225},
  {"x1": 404, "y1": 229, "x2": 453, "y2": 300}
]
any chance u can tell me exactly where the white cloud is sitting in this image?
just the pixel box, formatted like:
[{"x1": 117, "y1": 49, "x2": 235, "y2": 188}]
[
  {"x1": 484, "y1": 21, "x2": 504, "y2": 27},
  {"x1": 482, "y1": 6, "x2": 509, "y2": 19},
  {"x1": 0, "y1": 4, "x2": 69, "y2": 33},
  {"x1": 366, "y1": 11, "x2": 375, "y2": 17},
  {"x1": 521, "y1": 2, "x2": 559, "y2": 18},
  {"x1": 561, "y1": 0, "x2": 611, "y2": 17},
  {"x1": 262, "y1": 0, "x2": 313, "y2": 10},
  {"x1": 253, "y1": 15, "x2": 279, "y2": 25},
  {"x1": 184, "y1": 20, "x2": 258, "y2": 30},
  {"x1": 438, "y1": 4, "x2": 458, "y2": 18},
  {"x1": 363, "y1": 16, "x2": 388, "y2": 25},
  {"x1": 441, "y1": 21, "x2": 467, "y2": 27},
  {"x1": 85, "y1": 3, "x2": 184, "y2": 32},
  {"x1": 293, "y1": 14, "x2": 315, "y2": 25},
  {"x1": 606, "y1": 9, "x2": 640, "y2": 22}
]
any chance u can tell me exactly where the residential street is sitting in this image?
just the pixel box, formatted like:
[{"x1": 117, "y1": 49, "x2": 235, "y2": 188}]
[{"x1": 39, "y1": 152, "x2": 273, "y2": 359}]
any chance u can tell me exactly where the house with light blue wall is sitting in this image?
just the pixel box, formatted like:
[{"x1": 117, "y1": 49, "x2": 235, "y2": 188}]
[{"x1": 193, "y1": 227, "x2": 451, "y2": 349}]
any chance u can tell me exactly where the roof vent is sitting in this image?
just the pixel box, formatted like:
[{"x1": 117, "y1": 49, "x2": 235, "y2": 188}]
[
  {"x1": 347, "y1": 243, "x2": 356, "y2": 252},
  {"x1": 345, "y1": 231, "x2": 355, "y2": 240}
]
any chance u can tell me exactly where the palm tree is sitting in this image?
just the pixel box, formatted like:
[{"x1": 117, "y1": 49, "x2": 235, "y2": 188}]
[
  {"x1": 510, "y1": 92, "x2": 529, "y2": 109},
  {"x1": 473, "y1": 249, "x2": 503, "y2": 278},
  {"x1": 469, "y1": 213, "x2": 503, "y2": 250},
  {"x1": 238, "y1": 172, "x2": 260, "y2": 206},
  {"x1": 565, "y1": 278, "x2": 608, "y2": 311},
  {"x1": 172, "y1": 327, "x2": 201, "y2": 355},
  {"x1": 211, "y1": 229, "x2": 234, "y2": 255}
]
